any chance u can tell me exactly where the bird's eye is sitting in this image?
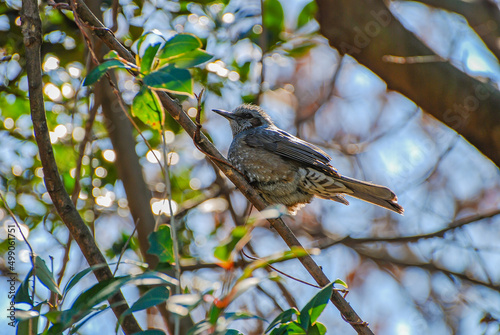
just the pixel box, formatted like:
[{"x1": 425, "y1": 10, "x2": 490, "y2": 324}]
[{"x1": 241, "y1": 113, "x2": 252, "y2": 119}]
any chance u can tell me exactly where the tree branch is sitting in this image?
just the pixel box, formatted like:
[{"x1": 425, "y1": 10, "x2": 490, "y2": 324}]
[
  {"x1": 21, "y1": 0, "x2": 141, "y2": 333},
  {"x1": 72, "y1": 0, "x2": 374, "y2": 332},
  {"x1": 316, "y1": 0, "x2": 500, "y2": 168},
  {"x1": 316, "y1": 208, "x2": 500, "y2": 248}
]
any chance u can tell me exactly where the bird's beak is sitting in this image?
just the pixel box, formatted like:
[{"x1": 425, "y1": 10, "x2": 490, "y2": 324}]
[{"x1": 212, "y1": 109, "x2": 236, "y2": 120}]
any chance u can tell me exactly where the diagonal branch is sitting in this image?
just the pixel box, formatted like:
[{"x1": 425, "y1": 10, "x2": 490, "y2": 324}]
[
  {"x1": 72, "y1": 0, "x2": 374, "y2": 333},
  {"x1": 20, "y1": 0, "x2": 141, "y2": 333}
]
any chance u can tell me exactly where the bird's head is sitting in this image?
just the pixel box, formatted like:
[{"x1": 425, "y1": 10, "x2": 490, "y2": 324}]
[{"x1": 213, "y1": 104, "x2": 274, "y2": 136}]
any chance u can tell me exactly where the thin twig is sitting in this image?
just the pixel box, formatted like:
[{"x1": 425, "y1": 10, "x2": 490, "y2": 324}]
[{"x1": 113, "y1": 219, "x2": 139, "y2": 276}]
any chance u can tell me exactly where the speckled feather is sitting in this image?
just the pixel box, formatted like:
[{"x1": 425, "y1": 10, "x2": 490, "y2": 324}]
[{"x1": 213, "y1": 104, "x2": 404, "y2": 215}]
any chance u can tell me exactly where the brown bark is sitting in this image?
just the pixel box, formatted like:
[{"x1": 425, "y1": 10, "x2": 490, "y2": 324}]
[
  {"x1": 21, "y1": 0, "x2": 141, "y2": 333},
  {"x1": 316, "y1": 0, "x2": 500, "y2": 168}
]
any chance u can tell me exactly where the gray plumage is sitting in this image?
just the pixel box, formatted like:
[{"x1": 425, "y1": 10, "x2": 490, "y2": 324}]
[{"x1": 213, "y1": 104, "x2": 404, "y2": 215}]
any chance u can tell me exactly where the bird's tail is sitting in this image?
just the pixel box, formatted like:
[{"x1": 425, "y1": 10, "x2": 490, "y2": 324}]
[{"x1": 338, "y1": 176, "x2": 404, "y2": 214}]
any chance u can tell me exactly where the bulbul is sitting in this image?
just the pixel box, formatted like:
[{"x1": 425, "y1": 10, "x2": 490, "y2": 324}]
[{"x1": 213, "y1": 104, "x2": 403, "y2": 215}]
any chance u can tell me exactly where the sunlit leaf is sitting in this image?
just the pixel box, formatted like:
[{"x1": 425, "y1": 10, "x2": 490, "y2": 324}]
[
  {"x1": 159, "y1": 33, "x2": 202, "y2": 60},
  {"x1": 148, "y1": 225, "x2": 175, "y2": 264},
  {"x1": 297, "y1": 1, "x2": 318, "y2": 29},
  {"x1": 214, "y1": 226, "x2": 248, "y2": 262},
  {"x1": 83, "y1": 60, "x2": 130, "y2": 86},
  {"x1": 165, "y1": 49, "x2": 213, "y2": 68},
  {"x1": 333, "y1": 278, "x2": 348, "y2": 289},
  {"x1": 298, "y1": 282, "x2": 333, "y2": 329},
  {"x1": 132, "y1": 86, "x2": 163, "y2": 130},
  {"x1": 143, "y1": 65, "x2": 193, "y2": 96}
]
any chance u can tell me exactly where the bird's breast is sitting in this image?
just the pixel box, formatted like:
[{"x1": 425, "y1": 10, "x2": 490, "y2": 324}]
[{"x1": 227, "y1": 138, "x2": 295, "y2": 184}]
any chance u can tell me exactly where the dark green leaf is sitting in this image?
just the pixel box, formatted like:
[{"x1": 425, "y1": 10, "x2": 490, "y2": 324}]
[
  {"x1": 265, "y1": 308, "x2": 299, "y2": 333},
  {"x1": 308, "y1": 322, "x2": 327, "y2": 335},
  {"x1": 132, "y1": 330, "x2": 166, "y2": 335},
  {"x1": 148, "y1": 225, "x2": 175, "y2": 263},
  {"x1": 166, "y1": 49, "x2": 213, "y2": 68},
  {"x1": 143, "y1": 65, "x2": 193, "y2": 96},
  {"x1": 208, "y1": 304, "x2": 223, "y2": 324},
  {"x1": 297, "y1": 1, "x2": 317, "y2": 29},
  {"x1": 83, "y1": 60, "x2": 130, "y2": 86},
  {"x1": 224, "y1": 330, "x2": 243, "y2": 335},
  {"x1": 48, "y1": 272, "x2": 177, "y2": 334},
  {"x1": 298, "y1": 282, "x2": 333, "y2": 329},
  {"x1": 132, "y1": 86, "x2": 163, "y2": 130},
  {"x1": 33, "y1": 256, "x2": 61, "y2": 296},
  {"x1": 120, "y1": 286, "x2": 170, "y2": 321},
  {"x1": 159, "y1": 33, "x2": 202, "y2": 60},
  {"x1": 141, "y1": 43, "x2": 162, "y2": 73},
  {"x1": 63, "y1": 263, "x2": 110, "y2": 295},
  {"x1": 214, "y1": 226, "x2": 248, "y2": 262},
  {"x1": 15, "y1": 270, "x2": 33, "y2": 304}
]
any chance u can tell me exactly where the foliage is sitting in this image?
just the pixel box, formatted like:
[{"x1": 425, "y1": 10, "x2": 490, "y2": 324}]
[{"x1": 2, "y1": 0, "x2": 500, "y2": 333}]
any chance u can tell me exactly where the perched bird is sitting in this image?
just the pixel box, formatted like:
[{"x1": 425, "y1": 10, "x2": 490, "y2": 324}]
[{"x1": 213, "y1": 104, "x2": 403, "y2": 215}]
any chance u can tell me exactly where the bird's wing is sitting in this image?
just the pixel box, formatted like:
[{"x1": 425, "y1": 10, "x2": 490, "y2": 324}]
[{"x1": 244, "y1": 127, "x2": 341, "y2": 177}]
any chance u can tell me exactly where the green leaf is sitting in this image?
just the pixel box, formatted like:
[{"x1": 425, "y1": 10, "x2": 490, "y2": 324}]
[
  {"x1": 333, "y1": 278, "x2": 348, "y2": 289},
  {"x1": 297, "y1": 1, "x2": 317, "y2": 29},
  {"x1": 224, "y1": 330, "x2": 243, "y2": 335},
  {"x1": 33, "y1": 256, "x2": 62, "y2": 296},
  {"x1": 262, "y1": 0, "x2": 284, "y2": 47},
  {"x1": 132, "y1": 330, "x2": 166, "y2": 335},
  {"x1": 148, "y1": 225, "x2": 175, "y2": 264},
  {"x1": 15, "y1": 270, "x2": 33, "y2": 304},
  {"x1": 83, "y1": 60, "x2": 130, "y2": 86},
  {"x1": 132, "y1": 86, "x2": 163, "y2": 130},
  {"x1": 141, "y1": 43, "x2": 162, "y2": 73},
  {"x1": 308, "y1": 322, "x2": 327, "y2": 335},
  {"x1": 298, "y1": 282, "x2": 333, "y2": 330},
  {"x1": 166, "y1": 49, "x2": 213, "y2": 68},
  {"x1": 159, "y1": 33, "x2": 202, "y2": 60},
  {"x1": 63, "y1": 263, "x2": 110, "y2": 296},
  {"x1": 120, "y1": 286, "x2": 170, "y2": 321},
  {"x1": 214, "y1": 226, "x2": 248, "y2": 262},
  {"x1": 47, "y1": 272, "x2": 177, "y2": 334},
  {"x1": 104, "y1": 50, "x2": 120, "y2": 59},
  {"x1": 143, "y1": 65, "x2": 193, "y2": 96},
  {"x1": 265, "y1": 308, "x2": 299, "y2": 333}
]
